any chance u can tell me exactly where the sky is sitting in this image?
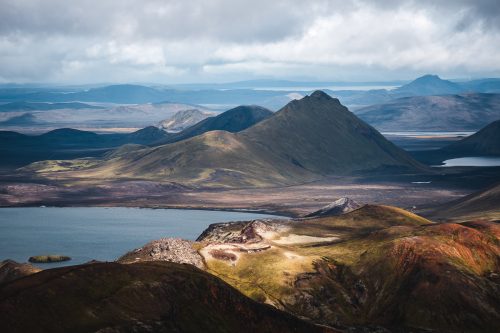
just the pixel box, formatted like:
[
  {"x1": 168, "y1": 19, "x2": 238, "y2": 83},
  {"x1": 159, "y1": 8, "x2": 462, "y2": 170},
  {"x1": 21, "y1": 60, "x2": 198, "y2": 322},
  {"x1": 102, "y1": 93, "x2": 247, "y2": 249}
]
[{"x1": 0, "y1": 0, "x2": 499, "y2": 84}]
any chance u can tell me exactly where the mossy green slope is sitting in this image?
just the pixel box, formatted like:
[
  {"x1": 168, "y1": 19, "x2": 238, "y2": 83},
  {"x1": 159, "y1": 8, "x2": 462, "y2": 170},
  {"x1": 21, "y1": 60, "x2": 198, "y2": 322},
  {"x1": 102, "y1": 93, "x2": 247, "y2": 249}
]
[
  {"x1": 197, "y1": 205, "x2": 500, "y2": 332},
  {"x1": 38, "y1": 91, "x2": 426, "y2": 187},
  {"x1": 242, "y1": 91, "x2": 425, "y2": 175}
]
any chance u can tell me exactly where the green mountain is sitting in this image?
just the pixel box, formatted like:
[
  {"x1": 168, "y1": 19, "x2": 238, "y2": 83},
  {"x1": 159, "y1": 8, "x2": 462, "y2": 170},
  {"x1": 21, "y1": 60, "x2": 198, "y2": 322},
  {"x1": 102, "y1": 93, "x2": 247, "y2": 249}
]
[
  {"x1": 240, "y1": 90, "x2": 423, "y2": 175},
  {"x1": 159, "y1": 105, "x2": 273, "y2": 144},
  {"x1": 31, "y1": 91, "x2": 425, "y2": 187}
]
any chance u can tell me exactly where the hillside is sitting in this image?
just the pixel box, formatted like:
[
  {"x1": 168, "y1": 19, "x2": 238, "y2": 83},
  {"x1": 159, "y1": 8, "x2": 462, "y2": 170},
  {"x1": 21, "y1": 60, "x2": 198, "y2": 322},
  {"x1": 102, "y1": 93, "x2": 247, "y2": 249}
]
[
  {"x1": 32, "y1": 91, "x2": 426, "y2": 187},
  {"x1": 0, "y1": 127, "x2": 169, "y2": 169},
  {"x1": 78, "y1": 130, "x2": 317, "y2": 187},
  {"x1": 428, "y1": 182, "x2": 500, "y2": 221},
  {"x1": 0, "y1": 261, "x2": 333, "y2": 333},
  {"x1": 409, "y1": 120, "x2": 500, "y2": 164},
  {"x1": 440, "y1": 120, "x2": 500, "y2": 156},
  {"x1": 241, "y1": 90, "x2": 423, "y2": 175},
  {"x1": 356, "y1": 93, "x2": 500, "y2": 131},
  {"x1": 130, "y1": 204, "x2": 499, "y2": 333},
  {"x1": 161, "y1": 105, "x2": 273, "y2": 144}
]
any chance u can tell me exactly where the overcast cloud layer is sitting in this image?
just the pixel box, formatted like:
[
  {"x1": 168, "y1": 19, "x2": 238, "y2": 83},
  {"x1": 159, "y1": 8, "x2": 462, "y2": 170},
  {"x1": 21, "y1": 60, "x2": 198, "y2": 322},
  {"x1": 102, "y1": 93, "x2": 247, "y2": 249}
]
[{"x1": 0, "y1": 0, "x2": 499, "y2": 83}]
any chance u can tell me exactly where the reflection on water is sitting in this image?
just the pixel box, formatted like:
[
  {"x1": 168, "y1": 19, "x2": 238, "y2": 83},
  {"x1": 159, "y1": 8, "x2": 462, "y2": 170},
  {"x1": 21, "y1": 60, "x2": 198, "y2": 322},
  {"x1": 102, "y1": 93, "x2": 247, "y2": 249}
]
[{"x1": 438, "y1": 157, "x2": 500, "y2": 167}]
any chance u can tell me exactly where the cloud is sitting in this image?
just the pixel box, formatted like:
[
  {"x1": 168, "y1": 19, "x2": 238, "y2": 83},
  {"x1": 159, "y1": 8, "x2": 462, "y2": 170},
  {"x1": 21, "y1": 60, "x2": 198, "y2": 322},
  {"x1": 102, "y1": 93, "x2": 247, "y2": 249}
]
[{"x1": 0, "y1": 0, "x2": 498, "y2": 83}]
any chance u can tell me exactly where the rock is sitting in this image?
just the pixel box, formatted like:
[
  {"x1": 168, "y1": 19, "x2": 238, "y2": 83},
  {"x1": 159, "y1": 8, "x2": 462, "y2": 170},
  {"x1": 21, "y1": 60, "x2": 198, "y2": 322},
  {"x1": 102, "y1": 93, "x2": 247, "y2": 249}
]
[
  {"x1": 304, "y1": 197, "x2": 361, "y2": 217},
  {"x1": 0, "y1": 259, "x2": 41, "y2": 284},
  {"x1": 118, "y1": 238, "x2": 205, "y2": 269},
  {"x1": 196, "y1": 219, "x2": 286, "y2": 244}
]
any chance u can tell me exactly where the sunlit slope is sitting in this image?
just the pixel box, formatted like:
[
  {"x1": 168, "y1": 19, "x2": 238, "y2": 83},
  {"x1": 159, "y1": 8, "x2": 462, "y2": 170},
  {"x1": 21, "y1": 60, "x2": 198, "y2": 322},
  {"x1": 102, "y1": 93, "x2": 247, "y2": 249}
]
[
  {"x1": 197, "y1": 205, "x2": 499, "y2": 332},
  {"x1": 24, "y1": 91, "x2": 426, "y2": 187}
]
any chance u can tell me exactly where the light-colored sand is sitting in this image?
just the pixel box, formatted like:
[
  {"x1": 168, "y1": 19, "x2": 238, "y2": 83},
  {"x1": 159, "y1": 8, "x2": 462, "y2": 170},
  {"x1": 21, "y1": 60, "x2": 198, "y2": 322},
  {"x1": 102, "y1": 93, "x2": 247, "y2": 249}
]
[{"x1": 273, "y1": 234, "x2": 339, "y2": 245}]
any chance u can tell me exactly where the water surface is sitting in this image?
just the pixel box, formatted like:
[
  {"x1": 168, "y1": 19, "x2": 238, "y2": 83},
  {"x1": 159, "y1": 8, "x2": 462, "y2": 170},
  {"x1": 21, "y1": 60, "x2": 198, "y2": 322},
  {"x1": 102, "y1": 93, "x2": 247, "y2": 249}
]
[
  {"x1": 0, "y1": 207, "x2": 283, "y2": 268},
  {"x1": 439, "y1": 157, "x2": 500, "y2": 167}
]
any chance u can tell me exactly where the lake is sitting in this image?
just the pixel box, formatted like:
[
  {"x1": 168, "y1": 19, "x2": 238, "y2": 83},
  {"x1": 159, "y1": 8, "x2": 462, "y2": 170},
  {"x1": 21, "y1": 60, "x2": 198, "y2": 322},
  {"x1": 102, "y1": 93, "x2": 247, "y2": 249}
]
[
  {"x1": 439, "y1": 156, "x2": 500, "y2": 167},
  {"x1": 0, "y1": 207, "x2": 284, "y2": 268},
  {"x1": 382, "y1": 131, "x2": 473, "y2": 151}
]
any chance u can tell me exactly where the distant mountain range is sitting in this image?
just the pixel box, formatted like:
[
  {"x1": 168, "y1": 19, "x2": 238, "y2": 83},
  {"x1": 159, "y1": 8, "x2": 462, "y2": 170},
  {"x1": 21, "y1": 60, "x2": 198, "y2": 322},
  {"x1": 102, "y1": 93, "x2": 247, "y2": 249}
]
[
  {"x1": 0, "y1": 113, "x2": 41, "y2": 126},
  {"x1": 0, "y1": 105, "x2": 273, "y2": 169},
  {"x1": 0, "y1": 101, "x2": 211, "y2": 132},
  {"x1": 0, "y1": 84, "x2": 292, "y2": 110},
  {"x1": 1, "y1": 75, "x2": 499, "y2": 111},
  {"x1": 0, "y1": 101, "x2": 103, "y2": 112},
  {"x1": 33, "y1": 91, "x2": 425, "y2": 187},
  {"x1": 330, "y1": 75, "x2": 500, "y2": 108},
  {"x1": 356, "y1": 93, "x2": 500, "y2": 131}
]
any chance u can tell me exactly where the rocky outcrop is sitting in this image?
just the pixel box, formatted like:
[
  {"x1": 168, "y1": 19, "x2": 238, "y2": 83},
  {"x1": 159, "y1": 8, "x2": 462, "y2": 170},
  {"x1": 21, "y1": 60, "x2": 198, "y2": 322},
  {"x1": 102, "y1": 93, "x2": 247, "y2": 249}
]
[
  {"x1": 196, "y1": 219, "x2": 286, "y2": 244},
  {"x1": 305, "y1": 197, "x2": 361, "y2": 217},
  {"x1": 159, "y1": 109, "x2": 213, "y2": 133},
  {"x1": 118, "y1": 238, "x2": 205, "y2": 269},
  {"x1": 0, "y1": 260, "x2": 41, "y2": 284}
]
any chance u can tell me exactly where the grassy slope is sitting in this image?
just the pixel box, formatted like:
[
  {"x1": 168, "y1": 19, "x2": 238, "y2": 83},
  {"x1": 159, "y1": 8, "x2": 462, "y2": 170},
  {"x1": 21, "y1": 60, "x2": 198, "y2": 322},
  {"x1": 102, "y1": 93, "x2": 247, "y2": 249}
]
[
  {"x1": 25, "y1": 92, "x2": 425, "y2": 187},
  {"x1": 198, "y1": 205, "x2": 500, "y2": 332},
  {"x1": 73, "y1": 130, "x2": 318, "y2": 187},
  {"x1": 242, "y1": 91, "x2": 424, "y2": 175}
]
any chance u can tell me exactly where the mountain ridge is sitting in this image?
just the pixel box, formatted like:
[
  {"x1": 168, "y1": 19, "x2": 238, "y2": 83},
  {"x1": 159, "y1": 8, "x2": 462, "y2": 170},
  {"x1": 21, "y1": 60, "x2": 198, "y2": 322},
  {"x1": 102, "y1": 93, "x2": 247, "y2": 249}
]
[{"x1": 28, "y1": 91, "x2": 427, "y2": 187}]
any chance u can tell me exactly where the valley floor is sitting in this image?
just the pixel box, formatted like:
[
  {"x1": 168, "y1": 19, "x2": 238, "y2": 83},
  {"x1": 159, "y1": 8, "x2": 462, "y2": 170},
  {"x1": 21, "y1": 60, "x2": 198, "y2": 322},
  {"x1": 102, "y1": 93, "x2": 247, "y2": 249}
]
[{"x1": 2, "y1": 167, "x2": 499, "y2": 218}]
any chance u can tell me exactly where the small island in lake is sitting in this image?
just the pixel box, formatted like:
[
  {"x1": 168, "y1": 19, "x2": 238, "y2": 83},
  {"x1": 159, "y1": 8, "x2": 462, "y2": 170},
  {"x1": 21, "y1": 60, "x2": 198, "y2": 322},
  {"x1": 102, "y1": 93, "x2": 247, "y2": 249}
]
[{"x1": 28, "y1": 255, "x2": 71, "y2": 263}]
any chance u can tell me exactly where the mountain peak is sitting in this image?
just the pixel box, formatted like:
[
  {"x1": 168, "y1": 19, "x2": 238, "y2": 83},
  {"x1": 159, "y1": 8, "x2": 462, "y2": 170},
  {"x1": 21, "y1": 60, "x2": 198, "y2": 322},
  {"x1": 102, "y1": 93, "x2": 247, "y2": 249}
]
[
  {"x1": 414, "y1": 74, "x2": 443, "y2": 82},
  {"x1": 395, "y1": 74, "x2": 461, "y2": 96},
  {"x1": 309, "y1": 90, "x2": 333, "y2": 100},
  {"x1": 305, "y1": 197, "x2": 361, "y2": 217}
]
